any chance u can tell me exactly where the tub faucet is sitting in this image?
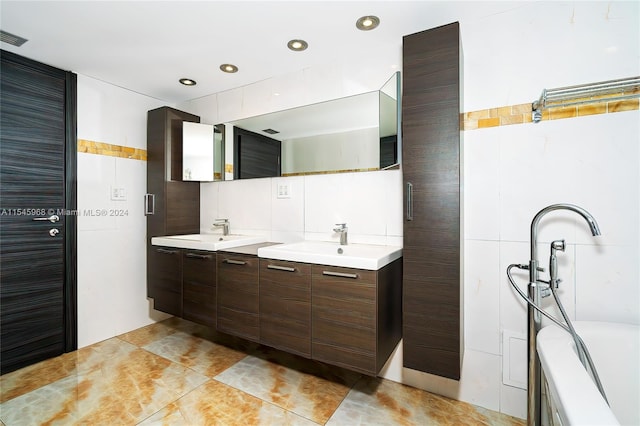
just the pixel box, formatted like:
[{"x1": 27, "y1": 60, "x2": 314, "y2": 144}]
[
  {"x1": 333, "y1": 223, "x2": 348, "y2": 245},
  {"x1": 526, "y1": 203, "x2": 601, "y2": 426},
  {"x1": 212, "y1": 218, "x2": 230, "y2": 236}
]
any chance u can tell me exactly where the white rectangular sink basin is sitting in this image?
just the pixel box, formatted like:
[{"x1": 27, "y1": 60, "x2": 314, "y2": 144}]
[
  {"x1": 151, "y1": 233, "x2": 266, "y2": 251},
  {"x1": 257, "y1": 241, "x2": 402, "y2": 270}
]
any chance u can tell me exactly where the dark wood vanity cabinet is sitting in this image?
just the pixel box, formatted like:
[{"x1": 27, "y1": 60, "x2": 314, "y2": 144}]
[
  {"x1": 182, "y1": 250, "x2": 217, "y2": 328},
  {"x1": 148, "y1": 246, "x2": 183, "y2": 316},
  {"x1": 146, "y1": 107, "x2": 200, "y2": 308},
  {"x1": 311, "y1": 259, "x2": 402, "y2": 376},
  {"x1": 216, "y1": 253, "x2": 260, "y2": 342},
  {"x1": 259, "y1": 259, "x2": 312, "y2": 358},
  {"x1": 402, "y1": 22, "x2": 462, "y2": 379}
]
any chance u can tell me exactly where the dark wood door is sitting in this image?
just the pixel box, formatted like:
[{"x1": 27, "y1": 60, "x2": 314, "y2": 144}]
[
  {"x1": 259, "y1": 259, "x2": 311, "y2": 358},
  {"x1": 311, "y1": 265, "x2": 377, "y2": 375},
  {"x1": 233, "y1": 127, "x2": 281, "y2": 179},
  {"x1": 0, "y1": 50, "x2": 77, "y2": 374},
  {"x1": 148, "y1": 247, "x2": 182, "y2": 316},
  {"x1": 402, "y1": 23, "x2": 462, "y2": 380},
  {"x1": 183, "y1": 250, "x2": 216, "y2": 328},
  {"x1": 216, "y1": 253, "x2": 259, "y2": 342}
]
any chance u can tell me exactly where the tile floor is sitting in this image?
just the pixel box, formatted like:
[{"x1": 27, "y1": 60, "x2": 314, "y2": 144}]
[{"x1": 0, "y1": 318, "x2": 525, "y2": 425}]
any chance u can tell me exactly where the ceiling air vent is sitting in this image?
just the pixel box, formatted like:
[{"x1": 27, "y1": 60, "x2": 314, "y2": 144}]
[
  {"x1": 262, "y1": 129, "x2": 279, "y2": 135},
  {"x1": 0, "y1": 30, "x2": 28, "y2": 47}
]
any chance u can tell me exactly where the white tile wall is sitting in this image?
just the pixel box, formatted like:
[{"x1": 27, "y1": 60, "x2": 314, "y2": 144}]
[
  {"x1": 216, "y1": 177, "x2": 272, "y2": 236},
  {"x1": 77, "y1": 75, "x2": 168, "y2": 348},
  {"x1": 463, "y1": 128, "x2": 501, "y2": 241},
  {"x1": 464, "y1": 240, "x2": 501, "y2": 355},
  {"x1": 199, "y1": 170, "x2": 403, "y2": 247},
  {"x1": 270, "y1": 176, "x2": 305, "y2": 243},
  {"x1": 576, "y1": 244, "x2": 640, "y2": 324}
]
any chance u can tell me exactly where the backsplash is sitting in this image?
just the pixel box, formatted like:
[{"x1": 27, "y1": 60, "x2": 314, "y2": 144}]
[{"x1": 200, "y1": 169, "x2": 403, "y2": 247}]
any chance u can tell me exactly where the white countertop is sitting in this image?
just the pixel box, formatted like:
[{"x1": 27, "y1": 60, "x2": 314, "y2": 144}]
[
  {"x1": 257, "y1": 240, "x2": 402, "y2": 270},
  {"x1": 151, "y1": 233, "x2": 267, "y2": 251}
]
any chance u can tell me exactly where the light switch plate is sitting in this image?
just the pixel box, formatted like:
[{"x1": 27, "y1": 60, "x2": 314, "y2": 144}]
[
  {"x1": 111, "y1": 186, "x2": 127, "y2": 201},
  {"x1": 277, "y1": 183, "x2": 291, "y2": 199}
]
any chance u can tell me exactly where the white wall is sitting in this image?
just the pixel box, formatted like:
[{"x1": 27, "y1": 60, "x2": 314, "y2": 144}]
[
  {"x1": 199, "y1": 170, "x2": 403, "y2": 246},
  {"x1": 179, "y1": 1, "x2": 639, "y2": 420},
  {"x1": 76, "y1": 74, "x2": 169, "y2": 348}
]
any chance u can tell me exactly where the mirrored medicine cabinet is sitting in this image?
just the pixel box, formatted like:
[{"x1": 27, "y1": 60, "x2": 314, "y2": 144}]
[
  {"x1": 182, "y1": 72, "x2": 400, "y2": 181},
  {"x1": 227, "y1": 71, "x2": 401, "y2": 180},
  {"x1": 182, "y1": 122, "x2": 225, "y2": 182}
]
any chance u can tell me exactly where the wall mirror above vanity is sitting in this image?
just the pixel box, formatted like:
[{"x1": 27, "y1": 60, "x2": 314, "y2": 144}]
[
  {"x1": 182, "y1": 122, "x2": 225, "y2": 182},
  {"x1": 224, "y1": 71, "x2": 401, "y2": 180}
]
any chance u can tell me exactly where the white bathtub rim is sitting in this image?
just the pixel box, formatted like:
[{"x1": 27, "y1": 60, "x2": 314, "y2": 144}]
[{"x1": 537, "y1": 321, "x2": 626, "y2": 426}]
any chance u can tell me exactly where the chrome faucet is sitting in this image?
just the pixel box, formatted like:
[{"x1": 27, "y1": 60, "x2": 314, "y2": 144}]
[
  {"x1": 526, "y1": 204, "x2": 601, "y2": 426},
  {"x1": 212, "y1": 218, "x2": 230, "y2": 236},
  {"x1": 333, "y1": 223, "x2": 348, "y2": 245}
]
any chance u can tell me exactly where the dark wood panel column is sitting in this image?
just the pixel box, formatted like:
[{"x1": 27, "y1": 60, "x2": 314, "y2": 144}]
[
  {"x1": 402, "y1": 22, "x2": 462, "y2": 380},
  {"x1": 146, "y1": 107, "x2": 200, "y2": 308}
]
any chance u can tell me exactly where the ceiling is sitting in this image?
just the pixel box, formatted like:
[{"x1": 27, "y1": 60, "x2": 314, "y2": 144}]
[{"x1": 0, "y1": 1, "x2": 523, "y2": 104}]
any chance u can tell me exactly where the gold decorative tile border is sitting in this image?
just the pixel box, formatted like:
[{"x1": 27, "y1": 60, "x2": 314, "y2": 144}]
[
  {"x1": 282, "y1": 167, "x2": 380, "y2": 177},
  {"x1": 78, "y1": 139, "x2": 147, "y2": 161},
  {"x1": 462, "y1": 98, "x2": 639, "y2": 131}
]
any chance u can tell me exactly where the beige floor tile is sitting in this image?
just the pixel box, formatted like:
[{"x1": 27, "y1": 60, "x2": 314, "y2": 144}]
[
  {"x1": 215, "y1": 346, "x2": 360, "y2": 424},
  {"x1": 0, "y1": 320, "x2": 525, "y2": 426},
  {"x1": 0, "y1": 339, "x2": 208, "y2": 425},
  {"x1": 326, "y1": 376, "x2": 526, "y2": 426},
  {"x1": 143, "y1": 331, "x2": 248, "y2": 377},
  {"x1": 139, "y1": 380, "x2": 319, "y2": 426}
]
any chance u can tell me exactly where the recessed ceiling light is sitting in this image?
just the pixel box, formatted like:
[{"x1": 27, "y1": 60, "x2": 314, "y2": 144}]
[
  {"x1": 356, "y1": 15, "x2": 380, "y2": 31},
  {"x1": 287, "y1": 39, "x2": 308, "y2": 51},
  {"x1": 179, "y1": 78, "x2": 197, "y2": 86},
  {"x1": 220, "y1": 64, "x2": 238, "y2": 73}
]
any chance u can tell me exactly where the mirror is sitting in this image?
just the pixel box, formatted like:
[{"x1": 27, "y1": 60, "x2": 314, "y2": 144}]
[
  {"x1": 183, "y1": 122, "x2": 225, "y2": 181},
  {"x1": 224, "y1": 72, "x2": 400, "y2": 179}
]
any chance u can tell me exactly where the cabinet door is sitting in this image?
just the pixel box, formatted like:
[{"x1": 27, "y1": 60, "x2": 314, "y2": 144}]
[
  {"x1": 216, "y1": 253, "x2": 259, "y2": 341},
  {"x1": 259, "y1": 260, "x2": 311, "y2": 358},
  {"x1": 402, "y1": 22, "x2": 461, "y2": 379},
  {"x1": 183, "y1": 250, "x2": 216, "y2": 328},
  {"x1": 311, "y1": 265, "x2": 377, "y2": 375},
  {"x1": 148, "y1": 246, "x2": 182, "y2": 316}
]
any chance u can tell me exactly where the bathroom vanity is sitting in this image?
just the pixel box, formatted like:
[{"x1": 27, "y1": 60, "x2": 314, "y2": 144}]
[{"x1": 149, "y1": 237, "x2": 402, "y2": 376}]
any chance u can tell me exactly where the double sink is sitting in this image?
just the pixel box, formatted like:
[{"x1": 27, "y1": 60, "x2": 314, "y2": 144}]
[{"x1": 151, "y1": 234, "x2": 402, "y2": 270}]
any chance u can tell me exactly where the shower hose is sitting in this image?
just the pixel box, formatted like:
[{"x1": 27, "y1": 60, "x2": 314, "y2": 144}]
[{"x1": 506, "y1": 263, "x2": 609, "y2": 404}]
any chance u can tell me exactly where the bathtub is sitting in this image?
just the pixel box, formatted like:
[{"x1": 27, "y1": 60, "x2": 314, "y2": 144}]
[{"x1": 537, "y1": 321, "x2": 639, "y2": 426}]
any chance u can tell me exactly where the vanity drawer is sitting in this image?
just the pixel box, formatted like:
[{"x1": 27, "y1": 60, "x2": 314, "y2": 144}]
[
  {"x1": 182, "y1": 250, "x2": 216, "y2": 328},
  {"x1": 311, "y1": 265, "x2": 377, "y2": 374},
  {"x1": 217, "y1": 253, "x2": 259, "y2": 341},
  {"x1": 148, "y1": 246, "x2": 182, "y2": 316},
  {"x1": 260, "y1": 259, "x2": 311, "y2": 358}
]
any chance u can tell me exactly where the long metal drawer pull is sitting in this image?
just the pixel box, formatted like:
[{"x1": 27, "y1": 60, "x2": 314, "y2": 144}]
[
  {"x1": 156, "y1": 248, "x2": 178, "y2": 255},
  {"x1": 186, "y1": 253, "x2": 212, "y2": 260},
  {"x1": 144, "y1": 193, "x2": 155, "y2": 215},
  {"x1": 223, "y1": 259, "x2": 246, "y2": 265},
  {"x1": 322, "y1": 271, "x2": 358, "y2": 279},
  {"x1": 267, "y1": 264, "x2": 296, "y2": 272},
  {"x1": 406, "y1": 182, "x2": 413, "y2": 221}
]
